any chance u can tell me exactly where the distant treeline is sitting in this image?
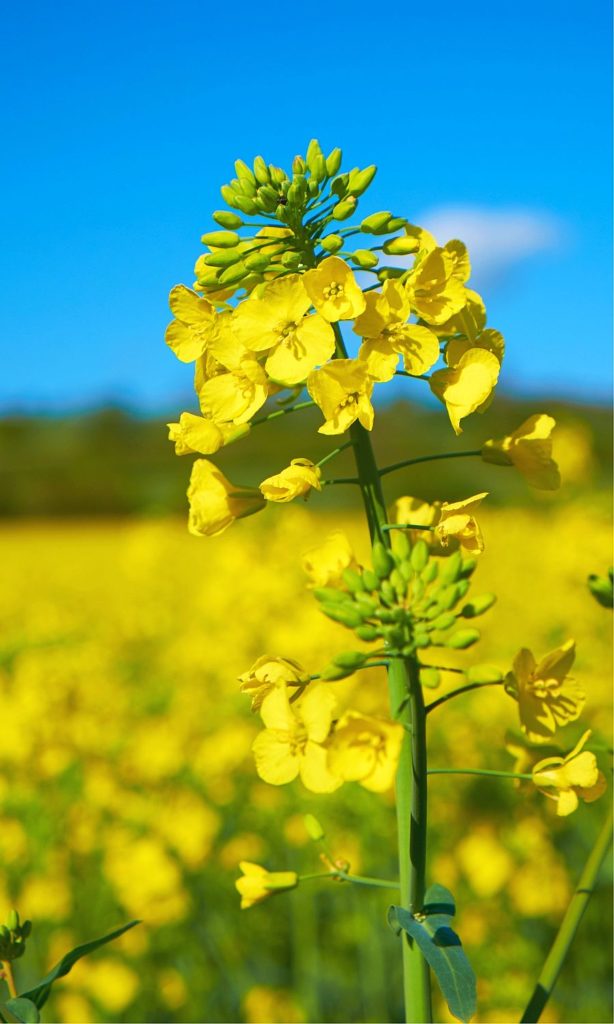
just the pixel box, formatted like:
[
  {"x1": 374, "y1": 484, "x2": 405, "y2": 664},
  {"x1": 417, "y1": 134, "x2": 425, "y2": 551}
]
[{"x1": 0, "y1": 396, "x2": 611, "y2": 517}]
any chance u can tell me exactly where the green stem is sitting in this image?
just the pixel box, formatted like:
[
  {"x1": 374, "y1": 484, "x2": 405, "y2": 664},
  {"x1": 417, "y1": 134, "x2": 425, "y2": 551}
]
[
  {"x1": 321, "y1": 476, "x2": 360, "y2": 486},
  {"x1": 383, "y1": 523, "x2": 435, "y2": 532},
  {"x1": 337, "y1": 872, "x2": 400, "y2": 890},
  {"x1": 0, "y1": 961, "x2": 17, "y2": 999},
  {"x1": 251, "y1": 399, "x2": 315, "y2": 427},
  {"x1": 520, "y1": 805, "x2": 613, "y2": 1023},
  {"x1": 315, "y1": 440, "x2": 354, "y2": 469},
  {"x1": 426, "y1": 680, "x2": 504, "y2": 713},
  {"x1": 428, "y1": 768, "x2": 533, "y2": 781},
  {"x1": 379, "y1": 450, "x2": 482, "y2": 478}
]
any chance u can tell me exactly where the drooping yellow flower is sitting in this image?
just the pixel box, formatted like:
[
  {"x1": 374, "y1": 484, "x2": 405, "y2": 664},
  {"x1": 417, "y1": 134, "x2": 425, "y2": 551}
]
[
  {"x1": 532, "y1": 731, "x2": 606, "y2": 816},
  {"x1": 482, "y1": 414, "x2": 560, "y2": 490},
  {"x1": 252, "y1": 684, "x2": 341, "y2": 792},
  {"x1": 307, "y1": 359, "x2": 374, "y2": 434},
  {"x1": 405, "y1": 247, "x2": 467, "y2": 325},
  {"x1": 187, "y1": 459, "x2": 265, "y2": 537},
  {"x1": 327, "y1": 712, "x2": 404, "y2": 792},
  {"x1": 434, "y1": 492, "x2": 488, "y2": 554},
  {"x1": 232, "y1": 275, "x2": 335, "y2": 385},
  {"x1": 165, "y1": 286, "x2": 217, "y2": 363},
  {"x1": 239, "y1": 656, "x2": 309, "y2": 712},
  {"x1": 235, "y1": 862, "x2": 298, "y2": 909},
  {"x1": 302, "y1": 531, "x2": 359, "y2": 588},
  {"x1": 303, "y1": 256, "x2": 366, "y2": 322},
  {"x1": 432, "y1": 288, "x2": 486, "y2": 341},
  {"x1": 167, "y1": 413, "x2": 249, "y2": 456},
  {"x1": 259, "y1": 459, "x2": 322, "y2": 503},
  {"x1": 429, "y1": 348, "x2": 500, "y2": 434},
  {"x1": 504, "y1": 640, "x2": 585, "y2": 742},
  {"x1": 445, "y1": 328, "x2": 505, "y2": 369},
  {"x1": 353, "y1": 280, "x2": 440, "y2": 381}
]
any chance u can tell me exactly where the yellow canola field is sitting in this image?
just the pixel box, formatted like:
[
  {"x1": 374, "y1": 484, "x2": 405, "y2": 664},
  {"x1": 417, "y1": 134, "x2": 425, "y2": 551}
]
[{"x1": 0, "y1": 501, "x2": 611, "y2": 1024}]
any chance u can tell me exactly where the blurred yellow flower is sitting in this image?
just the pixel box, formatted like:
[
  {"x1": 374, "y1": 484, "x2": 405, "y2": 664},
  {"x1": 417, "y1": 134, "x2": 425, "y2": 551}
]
[
  {"x1": 456, "y1": 828, "x2": 514, "y2": 897},
  {"x1": 239, "y1": 655, "x2": 309, "y2": 711},
  {"x1": 235, "y1": 862, "x2": 298, "y2": 909},
  {"x1": 303, "y1": 256, "x2": 366, "y2": 322},
  {"x1": 260, "y1": 459, "x2": 322, "y2": 503},
  {"x1": 252, "y1": 684, "x2": 341, "y2": 792},
  {"x1": 243, "y1": 984, "x2": 305, "y2": 1024},
  {"x1": 302, "y1": 530, "x2": 359, "y2": 588},
  {"x1": 79, "y1": 958, "x2": 139, "y2": 1013},
  {"x1": 405, "y1": 247, "x2": 467, "y2": 325},
  {"x1": 434, "y1": 492, "x2": 488, "y2": 554},
  {"x1": 187, "y1": 459, "x2": 265, "y2": 537},
  {"x1": 532, "y1": 730, "x2": 606, "y2": 816},
  {"x1": 505, "y1": 640, "x2": 585, "y2": 741},
  {"x1": 167, "y1": 413, "x2": 249, "y2": 456},
  {"x1": 353, "y1": 280, "x2": 440, "y2": 381},
  {"x1": 165, "y1": 286, "x2": 216, "y2": 363},
  {"x1": 327, "y1": 711, "x2": 404, "y2": 792},
  {"x1": 307, "y1": 358, "x2": 374, "y2": 434},
  {"x1": 482, "y1": 414, "x2": 561, "y2": 490},
  {"x1": 430, "y1": 347, "x2": 500, "y2": 434}
]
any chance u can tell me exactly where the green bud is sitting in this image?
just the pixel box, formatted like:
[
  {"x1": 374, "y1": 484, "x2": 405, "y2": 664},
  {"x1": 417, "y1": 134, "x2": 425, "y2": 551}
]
[
  {"x1": 212, "y1": 210, "x2": 244, "y2": 229},
  {"x1": 372, "y1": 542, "x2": 394, "y2": 579},
  {"x1": 6, "y1": 910, "x2": 19, "y2": 931},
  {"x1": 304, "y1": 814, "x2": 325, "y2": 841},
  {"x1": 0, "y1": 925, "x2": 10, "y2": 941},
  {"x1": 354, "y1": 592, "x2": 378, "y2": 614},
  {"x1": 360, "y1": 211, "x2": 392, "y2": 234},
  {"x1": 380, "y1": 579, "x2": 396, "y2": 604},
  {"x1": 377, "y1": 266, "x2": 405, "y2": 280},
  {"x1": 460, "y1": 557, "x2": 478, "y2": 578},
  {"x1": 308, "y1": 177, "x2": 320, "y2": 197},
  {"x1": 421, "y1": 561, "x2": 439, "y2": 584},
  {"x1": 408, "y1": 577, "x2": 426, "y2": 602},
  {"x1": 439, "y1": 550, "x2": 463, "y2": 584},
  {"x1": 234, "y1": 175, "x2": 257, "y2": 197},
  {"x1": 355, "y1": 624, "x2": 380, "y2": 642},
  {"x1": 413, "y1": 633, "x2": 431, "y2": 649},
  {"x1": 588, "y1": 573, "x2": 614, "y2": 608},
  {"x1": 244, "y1": 252, "x2": 270, "y2": 272},
  {"x1": 387, "y1": 216, "x2": 407, "y2": 231},
  {"x1": 391, "y1": 530, "x2": 411, "y2": 561},
  {"x1": 383, "y1": 236, "x2": 419, "y2": 255},
  {"x1": 331, "y1": 173, "x2": 349, "y2": 198},
  {"x1": 234, "y1": 194, "x2": 259, "y2": 215},
  {"x1": 253, "y1": 155, "x2": 270, "y2": 184},
  {"x1": 269, "y1": 164, "x2": 287, "y2": 185},
  {"x1": 333, "y1": 651, "x2": 369, "y2": 669},
  {"x1": 256, "y1": 185, "x2": 280, "y2": 212},
  {"x1": 432, "y1": 611, "x2": 456, "y2": 631},
  {"x1": 390, "y1": 568, "x2": 407, "y2": 598},
  {"x1": 457, "y1": 579, "x2": 470, "y2": 598},
  {"x1": 333, "y1": 198, "x2": 357, "y2": 221},
  {"x1": 287, "y1": 176, "x2": 308, "y2": 206},
  {"x1": 311, "y1": 154, "x2": 327, "y2": 183},
  {"x1": 374, "y1": 608, "x2": 397, "y2": 624},
  {"x1": 281, "y1": 251, "x2": 302, "y2": 269},
  {"x1": 220, "y1": 183, "x2": 239, "y2": 207},
  {"x1": 420, "y1": 667, "x2": 441, "y2": 688},
  {"x1": 306, "y1": 138, "x2": 323, "y2": 164},
  {"x1": 446, "y1": 628, "x2": 481, "y2": 649},
  {"x1": 320, "y1": 234, "x2": 344, "y2": 253},
  {"x1": 292, "y1": 155, "x2": 306, "y2": 175},
  {"x1": 348, "y1": 165, "x2": 377, "y2": 196},
  {"x1": 203, "y1": 249, "x2": 242, "y2": 268},
  {"x1": 218, "y1": 261, "x2": 247, "y2": 285},
  {"x1": 321, "y1": 604, "x2": 365, "y2": 628},
  {"x1": 460, "y1": 594, "x2": 497, "y2": 618},
  {"x1": 342, "y1": 568, "x2": 365, "y2": 593},
  {"x1": 312, "y1": 587, "x2": 349, "y2": 604},
  {"x1": 201, "y1": 230, "x2": 240, "y2": 249},
  {"x1": 362, "y1": 569, "x2": 379, "y2": 592},
  {"x1": 235, "y1": 158, "x2": 256, "y2": 184},
  {"x1": 467, "y1": 664, "x2": 504, "y2": 684},
  {"x1": 438, "y1": 584, "x2": 461, "y2": 611},
  {"x1": 21, "y1": 920, "x2": 32, "y2": 939},
  {"x1": 325, "y1": 147, "x2": 343, "y2": 177},
  {"x1": 349, "y1": 249, "x2": 379, "y2": 269},
  {"x1": 410, "y1": 540, "x2": 429, "y2": 572},
  {"x1": 320, "y1": 663, "x2": 356, "y2": 680}
]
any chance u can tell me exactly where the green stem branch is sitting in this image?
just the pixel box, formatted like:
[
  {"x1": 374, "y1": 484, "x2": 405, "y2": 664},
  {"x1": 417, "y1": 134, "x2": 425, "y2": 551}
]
[
  {"x1": 252, "y1": 400, "x2": 315, "y2": 427},
  {"x1": 428, "y1": 768, "x2": 533, "y2": 781},
  {"x1": 0, "y1": 961, "x2": 17, "y2": 999},
  {"x1": 426, "y1": 680, "x2": 504, "y2": 713},
  {"x1": 379, "y1": 450, "x2": 482, "y2": 478}
]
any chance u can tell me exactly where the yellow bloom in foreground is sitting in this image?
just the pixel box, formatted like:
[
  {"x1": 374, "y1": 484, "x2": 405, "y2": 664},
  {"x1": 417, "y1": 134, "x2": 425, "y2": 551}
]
[
  {"x1": 198, "y1": 356, "x2": 269, "y2": 425},
  {"x1": 259, "y1": 459, "x2": 322, "y2": 503},
  {"x1": 505, "y1": 640, "x2": 585, "y2": 741},
  {"x1": 165, "y1": 286, "x2": 216, "y2": 362},
  {"x1": 187, "y1": 459, "x2": 265, "y2": 537},
  {"x1": 405, "y1": 247, "x2": 467, "y2": 325},
  {"x1": 236, "y1": 862, "x2": 298, "y2": 909},
  {"x1": 327, "y1": 712, "x2": 404, "y2": 792},
  {"x1": 532, "y1": 731, "x2": 606, "y2": 816},
  {"x1": 307, "y1": 359, "x2": 374, "y2": 434},
  {"x1": 167, "y1": 413, "x2": 249, "y2": 455},
  {"x1": 434, "y1": 492, "x2": 488, "y2": 554},
  {"x1": 353, "y1": 280, "x2": 440, "y2": 381},
  {"x1": 430, "y1": 347, "x2": 500, "y2": 434},
  {"x1": 302, "y1": 531, "x2": 359, "y2": 588},
  {"x1": 482, "y1": 414, "x2": 561, "y2": 490},
  {"x1": 303, "y1": 256, "x2": 366, "y2": 322},
  {"x1": 252, "y1": 684, "x2": 341, "y2": 792},
  {"x1": 239, "y1": 656, "x2": 309, "y2": 712}
]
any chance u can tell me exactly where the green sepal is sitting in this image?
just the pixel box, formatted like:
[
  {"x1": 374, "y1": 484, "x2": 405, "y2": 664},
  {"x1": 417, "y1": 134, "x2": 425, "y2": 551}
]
[{"x1": 4, "y1": 1000, "x2": 39, "y2": 1024}]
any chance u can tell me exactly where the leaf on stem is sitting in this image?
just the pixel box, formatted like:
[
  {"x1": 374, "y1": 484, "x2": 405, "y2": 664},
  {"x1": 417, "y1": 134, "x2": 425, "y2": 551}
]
[{"x1": 5, "y1": 998, "x2": 40, "y2": 1023}]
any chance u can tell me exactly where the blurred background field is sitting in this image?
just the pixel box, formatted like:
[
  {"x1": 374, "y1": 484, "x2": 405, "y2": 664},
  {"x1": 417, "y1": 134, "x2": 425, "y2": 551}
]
[{"x1": 0, "y1": 394, "x2": 611, "y2": 1023}]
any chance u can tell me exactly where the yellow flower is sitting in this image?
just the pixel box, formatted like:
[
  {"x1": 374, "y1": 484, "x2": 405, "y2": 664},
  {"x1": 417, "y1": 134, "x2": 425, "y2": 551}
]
[
  {"x1": 405, "y1": 247, "x2": 467, "y2": 325},
  {"x1": 302, "y1": 531, "x2": 359, "y2": 588},
  {"x1": 235, "y1": 862, "x2": 298, "y2": 909},
  {"x1": 434, "y1": 492, "x2": 488, "y2": 554},
  {"x1": 482, "y1": 414, "x2": 561, "y2": 490},
  {"x1": 198, "y1": 356, "x2": 269, "y2": 424},
  {"x1": 239, "y1": 656, "x2": 309, "y2": 712},
  {"x1": 252, "y1": 684, "x2": 341, "y2": 792},
  {"x1": 167, "y1": 413, "x2": 249, "y2": 455},
  {"x1": 532, "y1": 731, "x2": 607, "y2": 816},
  {"x1": 429, "y1": 347, "x2": 500, "y2": 434},
  {"x1": 505, "y1": 640, "x2": 585, "y2": 741},
  {"x1": 232, "y1": 275, "x2": 335, "y2": 385},
  {"x1": 307, "y1": 359, "x2": 374, "y2": 434},
  {"x1": 353, "y1": 280, "x2": 440, "y2": 381},
  {"x1": 303, "y1": 256, "x2": 366, "y2": 322},
  {"x1": 187, "y1": 459, "x2": 265, "y2": 537},
  {"x1": 327, "y1": 712, "x2": 404, "y2": 792},
  {"x1": 431, "y1": 288, "x2": 486, "y2": 341},
  {"x1": 165, "y1": 286, "x2": 216, "y2": 363},
  {"x1": 259, "y1": 459, "x2": 322, "y2": 503}
]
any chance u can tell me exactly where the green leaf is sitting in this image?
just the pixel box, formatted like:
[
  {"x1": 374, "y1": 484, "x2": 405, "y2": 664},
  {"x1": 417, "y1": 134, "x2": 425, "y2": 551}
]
[
  {"x1": 5, "y1": 999, "x2": 40, "y2": 1023},
  {"x1": 19, "y1": 921, "x2": 140, "y2": 1010},
  {"x1": 388, "y1": 885, "x2": 476, "y2": 1023}
]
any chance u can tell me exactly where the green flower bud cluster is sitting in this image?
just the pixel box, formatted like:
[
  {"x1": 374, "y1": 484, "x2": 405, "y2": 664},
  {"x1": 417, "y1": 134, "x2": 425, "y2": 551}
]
[
  {"x1": 0, "y1": 909, "x2": 31, "y2": 961},
  {"x1": 314, "y1": 536, "x2": 497, "y2": 682}
]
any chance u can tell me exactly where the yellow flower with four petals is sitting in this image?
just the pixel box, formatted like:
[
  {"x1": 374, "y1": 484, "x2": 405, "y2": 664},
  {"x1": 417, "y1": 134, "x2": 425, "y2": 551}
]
[
  {"x1": 259, "y1": 459, "x2": 322, "y2": 503},
  {"x1": 505, "y1": 640, "x2": 585, "y2": 742},
  {"x1": 532, "y1": 731, "x2": 606, "y2": 816}
]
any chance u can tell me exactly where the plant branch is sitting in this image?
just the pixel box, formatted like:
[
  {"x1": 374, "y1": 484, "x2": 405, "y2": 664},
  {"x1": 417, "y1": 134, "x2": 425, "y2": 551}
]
[
  {"x1": 379, "y1": 450, "x2": 482, "y2": 478},
  {"x1": 426, "y1": 680, "x2": 504, "y2": 713}
]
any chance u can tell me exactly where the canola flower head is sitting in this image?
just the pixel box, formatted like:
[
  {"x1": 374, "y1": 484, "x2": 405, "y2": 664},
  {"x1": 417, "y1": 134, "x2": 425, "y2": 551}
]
[
  {"x1": 252, "y1": 684, "x2": 341, "y2": 792},
  {"x1": 166, "y1": 286, "x2": 217, "y2": 363},
  {"x1": 239, "y1": 656, "x2": 310, "y2": 712},
  {"x1": 482, "y1": 414, "x2": 561, "y2": 490},
  {"x1": 504, "y1": 639, "x2": 585, "y2": 742},
  {"x1": 434, "y1": 492, "x2": 488, "y2": 554},
  {"x1": 187, "y1": 459, "x2": 265, "y2": 537},
  {"x1": 532, "y1": 731, "x2": 607, "y2": 816},
  {"x1": 327, "y1": 712, "x2": 404, "y2": 792},
  {"x1": 308, "y1": 358, "x2": 375, "y2": 435},
  {"x1": 236, "y1": 862, "x2": 299, "y2": 909},
  {"x1": 303, "y1": 256, "x2": 366, "y2": 322},
  {"x1": 260, "y1": 459, "x2": 322, "y2": 503},
  {"x1": 430, "y1": 347, "x2": 500, "y2": 434},
  {"x1": 302, "y1": 531, "x2": 359, "y2": 588}
]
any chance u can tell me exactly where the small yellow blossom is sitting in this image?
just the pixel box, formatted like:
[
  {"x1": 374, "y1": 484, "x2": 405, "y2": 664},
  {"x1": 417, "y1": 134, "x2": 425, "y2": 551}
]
[
  {"x1": 532, "y1": 731, "x2": 607, "y2": 816},
  {"x1": 252, "y1": 684, "x2": 341, "y2": 792},
  {"x1": 198, "y1": 356, "x2": 269, "y2": 424},
  {"x1": 429, "y1": 347, "x2": 500, "y2": 434},
  {"x1": 187, "y1": 459, "x2": 265, "y2": 537},
  {"x1": 165, "y1": 286, "x2": 217, "y2": 362},
  {"x1": 167, "y1": 413, "x2": 249, "y2": 455},
  {"x1": 327, "y1": 712, "x2": 404, "y2": 792},
  {"x1": 482, "y1": 414, "x2": 561, "y2": 490},
  {"x1": 505, "y1": 640, "x2": 585, "y2": 741},
  {"x1": 405, "y1": 247, "x2": 467, "y2": 325},
  {"x1": 434, "y1": 492, "x2": 488, "y2": 554},
  {"x1": 303, "y1": 256, "x2": 366, "y2": 321},
  {"x1": 259, "y1": 459, "x2": 322, "y2": 503},
  {"x1": 431, "y1": 288, "x2": 486, "y2": 340},
  {"x1": 353, "y1": 280, "x2": 440, "y2": 381},
  {"x1": 239, "y1": 656, "x2": 309, "y2": 712},
  {"x1": 302, "y1": 531, "x2": 359, "y2": 588},
  {"x1": 235, "y1": 862, "x2": 298, "y2": 909},
  {"x1": 307, "y1": 358, "x2": 374, "y2": 434}
]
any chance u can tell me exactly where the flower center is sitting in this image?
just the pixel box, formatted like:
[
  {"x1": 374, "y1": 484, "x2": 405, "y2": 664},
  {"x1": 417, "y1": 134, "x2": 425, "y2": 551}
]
[
  {"x1": 528, "y1": 675, "x2": 561, "y2": 699},
  {"x1": 323, "y1": 282, "x2": 344, "y2": 299}
]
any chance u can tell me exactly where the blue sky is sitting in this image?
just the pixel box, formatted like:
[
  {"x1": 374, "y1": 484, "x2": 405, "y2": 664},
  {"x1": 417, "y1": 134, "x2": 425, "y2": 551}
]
[{"x1": 2, "y1": 0, "x2": 611, "y2": 413}]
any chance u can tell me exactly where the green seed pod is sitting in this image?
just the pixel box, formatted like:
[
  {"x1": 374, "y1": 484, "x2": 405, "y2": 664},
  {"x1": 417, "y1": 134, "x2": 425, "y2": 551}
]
[
  {"x1": 201, "y1": 230, "x2": 240, "y2": 249},
  {"x1": 333, "y1": 651, "x2": 369, "y2": 669},
  {"x1": 355, "y1": 624, "x2": 380, "y2": 642},
  {"x1": 234, "y1": 194, "x2": 259, "y2": 215},
  {"x1": 235, "y1": 158, "x2": 256, "y2": 184},
  {"x1": 331, "y1": 172, "x2": 349, "y2": 197},
  {"x1": 269, "y1": 164, "x2": 287, "y2": 184},
  {"x1": 218, "y1": 261, "x2": 247, "y2": 285},
  {"x1": 312, "y1": 587, "x2": 349, "y2": 604},
  {"x1": 421, "y1": 560, "x2": 439, "y2": 584},
  {"x1": 203, "y1": 249, "x2": 243, "y2": 268},
  {"x1": 439, "y1": 550, "x2": 463, "y2": 584},
  {"x1": 342, "y1": 568, "x2": 365, "y2": 593},
  {"x1": 467, "y1": 664, "x2": 504, "y2": 684},
  {"x1": 348, "y1": 165, "x2": 377, "y2": 196},
  {"x1": 320, "y1": 234, "x2": 344, "y2": 253},
  {"x1": 438, "y1": 583, "x2": 461, "y2": 611},
  {"x1": 432, "y1": 611, "x2": 456, "y2": 631},
  {"x1": 420, "y1": 667, "x2": 441, "y2": 688},
  {"x1": 333, "y1": 198, "x2": 357, "y2": 221},
  {"x1": 253, "y1": 155, "x2": 270, "y2": 184},
  {"x1": 244, "y1": 252, "x2": 270, "y2": 272},
  {"x1": 325, "y1": 147, "x2": 343, "y2": 177},
  {"x1": 460, "y1": 556, "x2": 478, "y2": 578},
  {"x1": 446, "y1": 628, "x2": 481, "y2": 649},
  {"x1": 392, "y1": 530, "x2": 411, "y2": 561},
  {"x1": 390, "y1": 568, "x2": 407, "y2": 598},
  {"x1": 383, "y1": 236, "x2": 420, "y2": 255},
  {"x1": 321, "y1": 604, "x2": 365, "y2": 628},
  {"x1": 372, "y1": 542, "x2": 394, "y2": 579},
  {"x1": 360, "y1": 211, "x2": 392, "y2": 234},
  {"x1": 320, "y1": 662, "x2": 356, "y2": 681},
  {"x1": 362, "y1": 569, "x2": 379, "y2": 592},
  {"x1": 349, "y1": 249, "x2": 379, "y2": 269},
  {"x1": 410, "y1": 540, "x2": 429, "y2": 572},
  {"x1": 212, "y1": 210, "x2": 244, "y2": 229},
  {"x1": 387, "y1": 216, "x2": 407, "y2": 231},
  {"x1": 220, "y1": 184, "x2": 239, "y2": 207},
  {"x1": 460, "y1": 594, "x2": 497, "y2": 618},
  {"x1": 304, "y1": 814, "x2": 325, "y2": 841}
]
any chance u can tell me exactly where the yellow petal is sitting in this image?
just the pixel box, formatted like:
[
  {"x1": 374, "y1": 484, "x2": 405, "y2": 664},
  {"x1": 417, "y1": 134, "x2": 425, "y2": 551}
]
[
  {"x1": 299, "y1": 684, "x2": 336, "y2": 743},
  {"x1": 430, "y1": 348, "x2": 500, "y2": 434},
  {"x1": 299, "y1": 742, "x2": 342, "y2": 793},
  {"x1": 252, "y1": 731, "x2": 299, "y2": 785},
  {"x1": 169, "y1": 285, "x2": 215, "y2": 325}
]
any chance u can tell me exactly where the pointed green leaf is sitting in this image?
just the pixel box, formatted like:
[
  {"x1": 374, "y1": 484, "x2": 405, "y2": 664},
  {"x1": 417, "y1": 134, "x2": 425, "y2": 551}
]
[
  {"x1": 5, "y1": 999, "x2": 40, "y2": 1023},
  {"x1": 19, "y1": 921, "x2": 140, "y2": 1009}
]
